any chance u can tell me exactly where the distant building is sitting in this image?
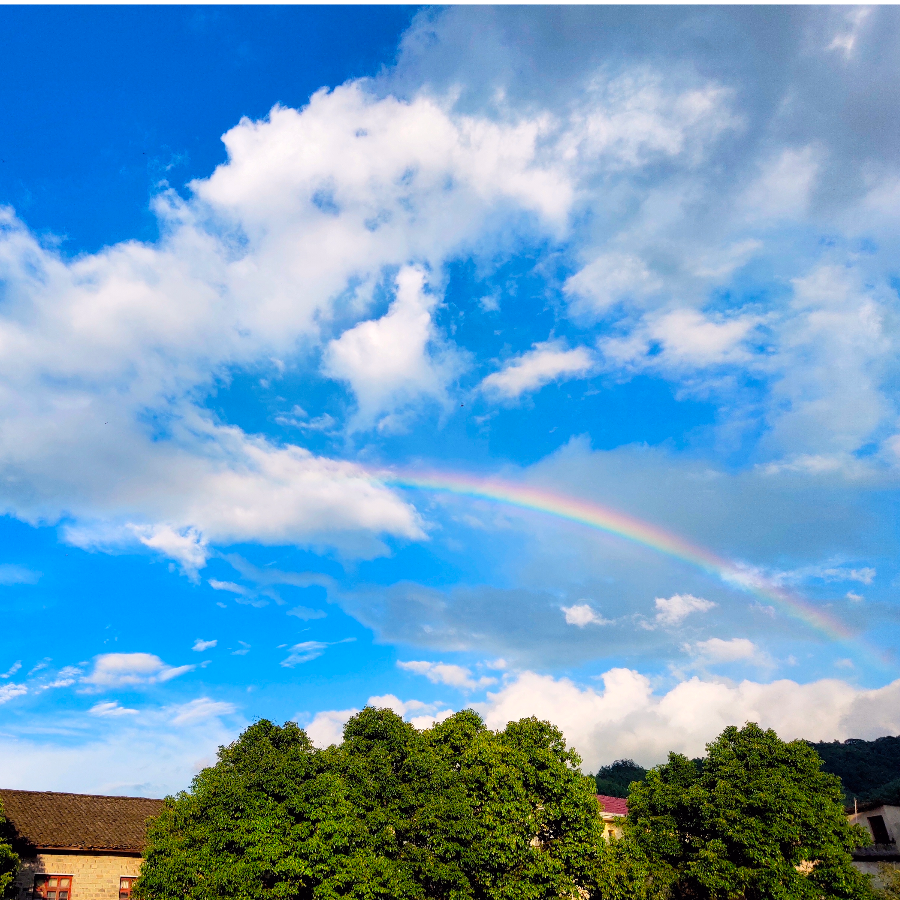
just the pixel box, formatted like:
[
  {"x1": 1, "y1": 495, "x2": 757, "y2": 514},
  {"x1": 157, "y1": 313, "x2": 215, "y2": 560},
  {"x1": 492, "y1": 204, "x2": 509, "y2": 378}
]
[
  {"x1": 596, "y1": 794, "x2": 627, "y2": 839},
  {"x1": 0, "y1": 789, "x2": 163, "y2": 900},
  {"x1": 848, "y1": 801, "x2": 900, "y2": 880}
]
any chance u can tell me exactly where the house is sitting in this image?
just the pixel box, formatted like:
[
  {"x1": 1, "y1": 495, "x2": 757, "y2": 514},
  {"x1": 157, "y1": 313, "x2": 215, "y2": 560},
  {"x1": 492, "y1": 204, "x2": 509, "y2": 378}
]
[
  {"x1": 597, "y1": 794, "x2": 627, "y2": 839},
  {"x1": 0, "y1": 789, "x2": 164, "y2": 900},
  {"x1": 848, "y1": 801, "x2": 900, "y2": 879}
]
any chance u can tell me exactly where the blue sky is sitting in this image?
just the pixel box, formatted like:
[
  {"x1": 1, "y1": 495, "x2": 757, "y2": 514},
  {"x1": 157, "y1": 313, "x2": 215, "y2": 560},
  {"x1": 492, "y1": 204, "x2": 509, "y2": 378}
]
[{"x1": 3, "y1": 5, "x2": 900, "y2": 796}]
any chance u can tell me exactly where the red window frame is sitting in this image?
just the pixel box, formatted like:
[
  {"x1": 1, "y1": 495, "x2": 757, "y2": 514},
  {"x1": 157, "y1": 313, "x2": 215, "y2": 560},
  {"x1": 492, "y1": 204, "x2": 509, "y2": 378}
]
[
  {"x1": 33, "y1": 875, "x2": 72, "y2": 900},
  {"x1": 119, "y1": 877, "x2": 135, "y2": 900}
]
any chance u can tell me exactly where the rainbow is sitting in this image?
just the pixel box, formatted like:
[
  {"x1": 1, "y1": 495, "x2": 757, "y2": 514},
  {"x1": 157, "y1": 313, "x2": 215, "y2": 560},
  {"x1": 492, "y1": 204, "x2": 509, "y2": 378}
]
[{"x1": 371, "y1": 468, "x2": 859, "y2": 645}]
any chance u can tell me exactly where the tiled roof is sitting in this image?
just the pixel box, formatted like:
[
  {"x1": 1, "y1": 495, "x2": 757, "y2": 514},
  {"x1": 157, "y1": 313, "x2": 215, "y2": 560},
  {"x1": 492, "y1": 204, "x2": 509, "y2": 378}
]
[
  {"x1": 0, "y1": 789, "x2": 164, "y2": 852},
  {"x1": 596, "y1": 794, "x2": 628, "y2": 816}
]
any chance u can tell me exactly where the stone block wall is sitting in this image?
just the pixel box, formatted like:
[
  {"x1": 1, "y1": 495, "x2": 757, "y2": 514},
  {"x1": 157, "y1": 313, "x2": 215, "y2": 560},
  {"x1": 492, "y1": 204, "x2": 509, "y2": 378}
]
[{"x1": 13, "y1": 851, "x2": 143, "y2": 900}]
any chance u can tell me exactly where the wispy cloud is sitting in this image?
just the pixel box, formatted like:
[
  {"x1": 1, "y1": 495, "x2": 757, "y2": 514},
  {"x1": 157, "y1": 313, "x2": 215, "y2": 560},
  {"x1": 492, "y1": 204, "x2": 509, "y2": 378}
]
[
  {"x1": 89, "y1": 700, "x2": 139, "y2": 718},
  {"x1": 81, "y1": 654, "x2": 194, "y2": 690}
]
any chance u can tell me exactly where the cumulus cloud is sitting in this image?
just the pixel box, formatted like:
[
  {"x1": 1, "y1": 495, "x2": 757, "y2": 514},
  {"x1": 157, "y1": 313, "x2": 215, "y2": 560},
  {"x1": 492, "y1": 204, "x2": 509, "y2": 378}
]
[
  {"x1": 480, "y1": 341, "x2": 594, "y2": 401},
  {"x1": 601, "y1": 309, "x2": 758, "y2": 372},
  {"x1": 687, "y1": 637, "x2": 761, "y2": 664},
  {"x1": 564, "y1": 252, "x2": 662, "y2": 317},
  {"x1": 81, "y1": 653, "x2": 194, "y2": 690},
  {"x1": 305, "y1": 708, "x2": 358, "y2": 748},
  {"x1": 654, "y1": 594, "x2": 716, "y2": 627},
  {"x1": 1, "y1": 662, "x2": 21, "y2": 679},
  {"x1": 561, "y1": 603, "x2": 610, "y2": 628},
  {"x1": 324, "y1": 267, "x2": 462, "y2": 431},
  {"x1": 368, "y1": 693, "x2": 454, "y2": 729},
  {"x1": 397, "y1": 659, "x2": 496, "y2": 690},
  {"x1": 477, "y1": 668, "x2": 900, "y2": 770},
  {"x1": 0, "y1": 76, "x2": 579, "y2": 568},
  {"x1": 192, "y1": 639, "x2": 217, "y2": 652}
]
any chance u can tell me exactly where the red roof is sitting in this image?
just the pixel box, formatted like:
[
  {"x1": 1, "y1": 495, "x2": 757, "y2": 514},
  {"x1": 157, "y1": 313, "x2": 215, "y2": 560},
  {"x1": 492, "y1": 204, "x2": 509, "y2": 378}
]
[{"x1": 596, "y1": 794, "x2": 628, "y2": 816}]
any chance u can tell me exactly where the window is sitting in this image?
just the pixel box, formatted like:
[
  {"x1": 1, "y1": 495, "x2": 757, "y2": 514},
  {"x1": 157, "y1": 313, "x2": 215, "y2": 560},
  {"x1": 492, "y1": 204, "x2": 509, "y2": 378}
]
[
  {"x1": 33, "y1": 876, "x2": 72, "y2": 900},
  {"x1": 868, "y1": 814, "x2": 892, "y2": 844},
  {"x1": 119, "y1": 878, "x2": 135, "y2": 900}
]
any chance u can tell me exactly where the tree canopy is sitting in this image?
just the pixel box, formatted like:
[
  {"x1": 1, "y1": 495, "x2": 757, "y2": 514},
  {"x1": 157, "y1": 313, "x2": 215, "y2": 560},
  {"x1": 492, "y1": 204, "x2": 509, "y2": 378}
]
[
  {"x1": 625, "y1": 722, "x2": 874, "y2": 900},
  {"x1": 134, "y1": 708, "x2": 606, "y2": 900},
  {"x1": 0, "y1": 800, "x2": 19, "y2": 900}
]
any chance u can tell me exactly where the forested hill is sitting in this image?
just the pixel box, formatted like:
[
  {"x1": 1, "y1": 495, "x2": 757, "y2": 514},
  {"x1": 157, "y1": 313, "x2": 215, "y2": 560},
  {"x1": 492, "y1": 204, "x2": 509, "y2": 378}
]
[
  {"x1": 811, "y1": 735, "x2": 900, "y2": 804},
  {"x1": 594, "y1": 736, "x2": 900, "y2": 804},
  {"x1": 593, "y1": 760, "x2": 648, "y2": 798}
]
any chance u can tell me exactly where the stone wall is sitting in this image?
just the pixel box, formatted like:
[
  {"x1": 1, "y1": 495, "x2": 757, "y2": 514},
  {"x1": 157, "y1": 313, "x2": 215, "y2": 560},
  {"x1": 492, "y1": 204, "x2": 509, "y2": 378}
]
[{"x1": 13, "y1": 851, "x2": 142, "y2": 900}]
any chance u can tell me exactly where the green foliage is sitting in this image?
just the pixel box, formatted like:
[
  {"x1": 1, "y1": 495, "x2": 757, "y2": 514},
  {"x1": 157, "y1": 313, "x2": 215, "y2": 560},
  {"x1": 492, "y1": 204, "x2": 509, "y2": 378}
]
[
  {"x1": 0, "y1": 800, "x2": 19, "y2": 900},
  {"x1": 626, "y1": 723, "x2": 875, "y2": 900},
  {"x1": 594, "y1": 760, "x2": 647, "y2": 799},
  {"x1": 811, "y1": 736, "x2": 900, "y2": 804},
  {"x1": 875, "y1": 864, "x2": 900, "y2": 900},
  {"x1": 135, "y1": 709, "x2": 607, "y2": 900}
]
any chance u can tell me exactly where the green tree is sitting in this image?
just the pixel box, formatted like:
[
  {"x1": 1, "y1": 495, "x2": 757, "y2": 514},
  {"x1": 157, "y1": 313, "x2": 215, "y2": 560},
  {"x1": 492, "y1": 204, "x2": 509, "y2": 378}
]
[
  {"x1": 875, "y1": 864, "x2": 900, "y2": 900},
  {"x1": 0, "y1": 799, "x2": 19, "y2": 900},
  {"x1": 626, "y1": 722, "x2": 874, "y2": 900},
  {"x1": 135, "y1": 708, "x2": 606, "y2": 900}
]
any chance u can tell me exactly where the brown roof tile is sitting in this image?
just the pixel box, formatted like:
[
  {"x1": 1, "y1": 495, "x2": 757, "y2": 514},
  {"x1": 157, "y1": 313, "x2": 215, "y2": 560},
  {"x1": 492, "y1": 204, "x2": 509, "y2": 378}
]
[{"x1": 0, "y1": 789, "x2": 164, "y2": 853}]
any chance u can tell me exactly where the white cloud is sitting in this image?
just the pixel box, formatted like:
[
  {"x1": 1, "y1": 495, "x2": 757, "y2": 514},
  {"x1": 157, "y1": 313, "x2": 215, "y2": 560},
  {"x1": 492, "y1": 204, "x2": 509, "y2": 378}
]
[
  {"x1": 89, "y1": 700, "x2": 139, "y2": 718},
  {"x1": 324, "y1": 267, "x2": 461, "y2": 432},
  {"x1": 480, "y1": 341, "x2": 594, "y2": 400},
  {"x1": 687, "y1": 637, "x2": 761, "y2": 664},
  {"x1": 367, "y1": 693, "x2": 453, "y2": 729},
  {"x1": 0, "y1": 77, "x2": 576, "y2": 566},
  {"x1": 839, "y1": 568, "x2": 876, "y2": 585},
  {"x1": 654, "y1": 593, "x2": 716, "y2": 627},
  {"x1": 0, "y1": 683, "x2": 27, "y2": 704},
  {"x1": 826, "y1": 6, "x2": 872, "y2": 57},
  {"x1": 1, "y1": 661, "x2": 21, "y2": 679},
  {"x1": 169, "y1": 697, "x2": 237, "y2": 726},
  {"x1": 287, "y1": 606, "x2": 327, "y2": 620},
  {"x1": 43, "y1": 666, "x2": 81, "y2": 690},
  {"x1": 477, "y1": 668, "x2": 900, "y2": 770},
  {"x1": 192, "y1": 639, "x2": 217, "y2": 652},
  {"x1": 208, "y1": 580, "x2": 252, "y2": 596},
  {"x1": 281, "y1": 642, "x2": 328, "y2": 667},
  {"x1": 564, "y1": 252, "x2": 662, "y2": 317},
  {"x1": 561, "y1": 603, "x2": 609, "y2": 628},
  {"x1": 133, "y1": 526, "x2": 208, "y2": 577},
  {"x1": 741, "y1": 146, "x2": 820, "y2": 220},
  {"x1": 81, "y1": 653, "x2": 194, "y2": 690},
  {"x1": 0, "y1": 565, "x2": 40, "y2": 585},
  {"x1": 397, "y1": 660, "x2": 496, "y2": 691},
  {"x1": 305, "y1": 708, "x2": 358, "y2": 748},
  {"x1": 602, "y1": 308, "x2": 757, "y2": 373},
  {"x1": 648, "y1": 309, "x2": 757, "y2": 367}
]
